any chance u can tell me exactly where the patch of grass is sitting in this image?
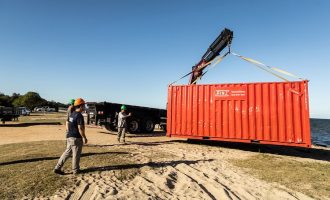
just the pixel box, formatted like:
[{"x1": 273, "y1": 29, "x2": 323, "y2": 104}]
[
  {"x1": 16, "y1": 112, "x2": 67, "y2": 124},
  {"x1": 0, "y1": 141, "x2": 139, "y2": 199},
  {"x1": 230, "y1": 154, "x2": 330, "y2": 199}
]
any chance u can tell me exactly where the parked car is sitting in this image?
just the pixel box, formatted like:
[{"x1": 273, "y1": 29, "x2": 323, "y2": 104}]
[
  {"x1": 19, "y1": 107, "x2": 31, "y2": 116},
  {"x1": 47, "y1": 107, "x2": 56, "y2": 112},
  {"x1": 34, "y1": 106, "x2": 56, "y2": 112},
  {"x1": 34, "y1": 107, "x2": 44, "y2": 112}
]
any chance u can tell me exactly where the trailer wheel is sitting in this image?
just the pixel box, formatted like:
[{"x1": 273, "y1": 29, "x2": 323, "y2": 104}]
[
  {"x1": 143, "y1": 119, "x2": 155, "y2": 133},
  {"x1": 128, "y1": 118, "x2": 140, "y2": 133}
]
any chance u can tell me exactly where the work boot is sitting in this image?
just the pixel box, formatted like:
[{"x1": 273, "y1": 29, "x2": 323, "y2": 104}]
[
  {"x1": 73, "y1": 169, "x2": 81, "y2": 176},
  {"x1": 54, "y1": 169, "x2": 65, "y2": 175}
]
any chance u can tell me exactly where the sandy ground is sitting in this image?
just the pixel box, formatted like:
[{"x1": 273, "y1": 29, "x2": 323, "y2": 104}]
[{"x1": 0, "y1": 124, "x2": 326, "y2": 200}]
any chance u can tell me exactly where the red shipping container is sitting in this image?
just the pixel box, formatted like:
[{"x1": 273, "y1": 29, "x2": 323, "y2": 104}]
[{"x1": 167, "y1": 80, "x2": 311, "y2": 148}]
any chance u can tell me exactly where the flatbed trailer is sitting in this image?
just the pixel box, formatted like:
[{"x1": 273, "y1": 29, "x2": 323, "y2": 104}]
[
  {"x1": 87, "y1": 102, "x2": 166, "y2": 133},
  {"x1": 0, "y1": 107, "x2": 19, "y2": 124}
]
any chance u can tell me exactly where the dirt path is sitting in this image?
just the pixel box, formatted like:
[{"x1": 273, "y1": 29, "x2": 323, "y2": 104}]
[{"x1": 0, "y1": 124, "x2": 320, "y2": 199}]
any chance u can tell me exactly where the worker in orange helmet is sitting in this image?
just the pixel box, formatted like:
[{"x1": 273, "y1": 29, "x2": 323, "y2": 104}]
[{"x1": 54, "y1": 98, "x2": 88, "y2": 175}]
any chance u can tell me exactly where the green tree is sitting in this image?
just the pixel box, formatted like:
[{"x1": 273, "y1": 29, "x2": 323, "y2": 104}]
[
  {"x1": 10, "y1": 93, "x2": 21, "y2": 103},
  {"x1": 0, "y1": 92, "x2": 11, "y2": 107},
  {"x1": 12, "y1": 92, "x2": 47, "y2": 110}
]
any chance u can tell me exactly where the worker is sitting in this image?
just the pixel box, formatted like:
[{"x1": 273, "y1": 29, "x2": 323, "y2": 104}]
[
  {"x1": 67, "y1": 99, "x2": 75, "y2": 119},
  {"x1": 66, "y1": 98, "x2": 75, "y2": 133},
  {"x1": 54, "y1": 98, "x2": 88, "y2": 175},
  {"x1": 117, "y1": 105, "x2": 131, "y2": 143}
]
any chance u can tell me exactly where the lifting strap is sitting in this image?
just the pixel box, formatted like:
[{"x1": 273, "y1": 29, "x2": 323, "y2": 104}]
[
  {"x1": 169, "y1": 50, "x2": 305, "y2": 86},
  {"x1": 231, "y1": 52, "x2": 305, "y2": 82},
  {"x1": 169, "y1": 71, "x2": 193, "y2": 86},
  {"x1": 170, "y1": 51, "x2": 229, "y2": 86},
  {"x1": 191, "y1": 51, "x2": 229, "y2": 84}
]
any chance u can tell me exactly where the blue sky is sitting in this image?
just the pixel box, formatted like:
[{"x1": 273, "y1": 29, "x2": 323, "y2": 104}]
[{"x1": 0, "y1": 0, "x2": 329, "y2": 118}]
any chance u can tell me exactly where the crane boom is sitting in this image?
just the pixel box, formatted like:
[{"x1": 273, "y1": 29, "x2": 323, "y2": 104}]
[{"x1": 189, "y1": 28, "x2": 233, "y2": 84}]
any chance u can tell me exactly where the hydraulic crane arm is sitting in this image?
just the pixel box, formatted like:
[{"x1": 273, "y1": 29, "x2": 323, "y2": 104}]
[{"x1": 189, "y1": 28, "x2": 233, "y2": 84}]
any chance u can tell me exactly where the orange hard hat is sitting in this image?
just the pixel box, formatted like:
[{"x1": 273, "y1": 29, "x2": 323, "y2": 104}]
[{"x1": 74, "y1": 98, "x2": 85, "y2": 106}]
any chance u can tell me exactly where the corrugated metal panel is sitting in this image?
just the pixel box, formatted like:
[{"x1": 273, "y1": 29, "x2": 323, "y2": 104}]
[{"x1": 167, "y1": 80, "x2": 311, "y2": 148}]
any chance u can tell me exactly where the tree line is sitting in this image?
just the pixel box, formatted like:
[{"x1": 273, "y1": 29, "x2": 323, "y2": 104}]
[{"x1": 0, "y1": 92, "x2": 67, "y2": 111}]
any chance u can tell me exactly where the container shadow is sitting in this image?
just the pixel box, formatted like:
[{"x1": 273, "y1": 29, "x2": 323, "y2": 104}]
[
  {"x1": 187, "y1": 139, "x2": 330, "y2": 162},
  {"x1": 0, "y1": 122, "x2": 62, "y2": 127},
  {"x1": 86, "y1": 140, "x2": 182, "y2": 148},
  {"x1": 81, "y1": 158, "x2": 214, "y2": 174},
  {"x1": 98, "y1": 131, "x2": 166, "y2": 137},
  {"x1": 124, "y1": 140, "x2": 181, "y2": 146},
  {"x1": 126, "y1": 132, "x2": 166, "y2": 138}
]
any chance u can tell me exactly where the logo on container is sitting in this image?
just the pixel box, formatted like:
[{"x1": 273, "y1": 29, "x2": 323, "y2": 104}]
[
  {"x1": 214, "y1": 87, "x2": 247, "y2": 100},
  {"x1": 215, "y1": 90, "x2": 229, "y2": 97}
]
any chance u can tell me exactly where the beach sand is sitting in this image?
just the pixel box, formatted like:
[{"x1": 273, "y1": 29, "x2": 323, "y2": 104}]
[{"x1": 0, "y1": 124, "x2": 325, "y2": 200}]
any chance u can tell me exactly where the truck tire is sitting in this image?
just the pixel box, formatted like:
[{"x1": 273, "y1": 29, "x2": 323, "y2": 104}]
[
  {"x1": 105, "y1": 124, "x2": 117, "y2": 132},
  {"x1": 143, "y1": 119, "x2": 155, "y2": 133},
  {"x1": 160, "y1": 125, "x2": 166, "y2": 132},
  {"x1": 128, "y1": 118, "x2": 140, "y2": 133}
]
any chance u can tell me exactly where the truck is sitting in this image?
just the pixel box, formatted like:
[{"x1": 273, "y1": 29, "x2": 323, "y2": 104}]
[
  {"x1": 18, "y1": 107, "x2": 31, "y2": 116},
  {"x1": 0, "y1": 106, "x2": 20, "y2": 124},
  {"x1": 86, "y1": 102, "x2": 166, "y2": 134}
]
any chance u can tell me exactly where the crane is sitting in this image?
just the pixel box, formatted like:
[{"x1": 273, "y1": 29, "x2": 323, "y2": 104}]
[{"x1": 189, "y1": 28, "x2": 233, "y2": 84}]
